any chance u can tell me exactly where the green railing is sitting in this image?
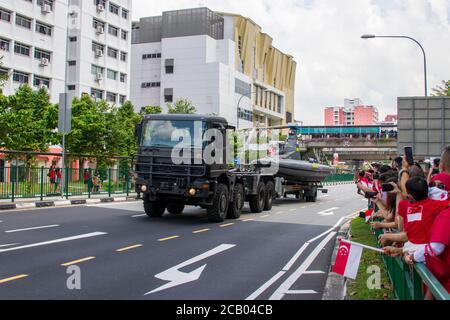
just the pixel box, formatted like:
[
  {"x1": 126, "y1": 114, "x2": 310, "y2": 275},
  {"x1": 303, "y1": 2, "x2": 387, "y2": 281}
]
[
  {"x1": 0, "y1": 166, "x2": 135, "y2": 202},
  {"x1": 373, "y1": 228, "x2": 450, "y2": 300},
  {"x1": 323, "y1": 173, "x2": 355, "y2": 185}
]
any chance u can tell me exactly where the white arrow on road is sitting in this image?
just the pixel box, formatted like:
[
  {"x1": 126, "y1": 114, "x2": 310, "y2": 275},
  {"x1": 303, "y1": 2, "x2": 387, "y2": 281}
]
[
  {"x1": 317, "y1": 207, "x2": 339, "y2": 216},
  {"x1": 144, "y1": 244, "x2": 236, "y2": 295}
]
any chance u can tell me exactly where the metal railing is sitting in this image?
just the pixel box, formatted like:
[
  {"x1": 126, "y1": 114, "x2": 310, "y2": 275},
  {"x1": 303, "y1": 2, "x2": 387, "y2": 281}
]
[
  {"x1": 323, "y1": 173, "x2": 355, "y2": 185},
  {"x1": 0, "y1": 166, "x2": 135, "y2": 202},
  {"x1": 373, "y1": 228, "x2": 450, "y2": 300}
]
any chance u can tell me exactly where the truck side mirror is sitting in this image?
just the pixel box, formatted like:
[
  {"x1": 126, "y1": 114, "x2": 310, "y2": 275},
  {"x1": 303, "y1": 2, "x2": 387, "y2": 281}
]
[{"x1": 135, "y1": 123, "x2": 143, "y2": 145}]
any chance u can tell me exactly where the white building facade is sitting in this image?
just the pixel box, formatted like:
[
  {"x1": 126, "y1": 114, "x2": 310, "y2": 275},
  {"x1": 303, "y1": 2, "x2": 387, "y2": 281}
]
[
  {"x1": 0, "y1": 0, "x2": 132, "y2": 105},
  {"x1": 131, "y1": 8, "x2": 296, "y2": 129}
]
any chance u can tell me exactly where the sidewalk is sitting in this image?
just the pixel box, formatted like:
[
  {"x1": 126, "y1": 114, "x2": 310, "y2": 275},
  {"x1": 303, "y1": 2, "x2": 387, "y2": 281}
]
[{"x1": 0, "y1": 192, "x2": 138, "y2": 211}]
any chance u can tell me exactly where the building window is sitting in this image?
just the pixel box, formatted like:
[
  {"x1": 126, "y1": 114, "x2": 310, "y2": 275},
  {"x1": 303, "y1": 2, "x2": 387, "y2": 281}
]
[
  {"x1": 106, "y1": 92, "x2": 117, "y2": 103},
  {"x1": 93, "y1": 18, "x2": 105, "y2": 30},
  {"x1": 91, "y1": 64, "x2": 104, "y2": 76},
  {"x1": 121, "y1": 30, "x2": 128, "y2": 40},
  {"x1": 94, "y1": 0, "x2": 106, "y2": 7},
  {"x1": 34, "y1": 48, "x2": 51, "y2": 62},
  {"x1": 107, "y1": 47, "x2": 118, "y2": 59},
  {"x1": 37, "y1": 0, "x2": 54, "y2": 10},
  {"x1": 33, "y1": 75, "x2": 50, "y2": 88},
  {"x1": 69, "y1": 36, "x2": 77, "y2": 42},
  {"x1": 108, "y1": 25, "x2": 119, "y2": 37},
  {"x1": 238, "y1": 108, "x2": 253, "y2": 122},
  {"x1": 107, "y1": 69, "x2": 117, "y2": 80},
  {"x1": 235, "y1": 79, "x2": 251, "y2": 96},
  {"x1": 68, "y1": 60, "x2": 76, "y2": 66},
  {"x1": 122, "y1": 9, "x2": 129, "y2": 19},
  {"x1": 0, "y1": 8, "x2": 12, "y2": 22},
  {"x1": 165, "y1": 59, "x2": 174, "y2": 74},
  {"x1": 92, "y1": 41, "x2": 104, "y2": 55},
  {"x1": 0, "y1": 38, "x2": 10, "y2": 51},
  {"x1": 13, "y1": 70, "x2": 29, "y2": 84},
  {"x1": 143, "y1": 53, "x2": 161, "y2": 60},
  {"x1": 67, "y1": 85, "x2": 76, "y2": 91},
  {"x1": 286, "y1": 112, "x2": 293, "y2": 124},
  {"x1": 91, "y1": 88, "x2": 104, "y2": 100},
  {"x1": 120, "y1": 51, "x2": 127, "y2": 61},
  {"x1": 119, "y1": 95, "x2": 126, "y2": 105},
  {"x1": 109, "y1": 2, "x2": 119, "y2": 15},
  {"x1": 16, "y1": 15, "x2": 32, "y2": 29},
  {"x1": 14, "y1": 43, "x2": 31, "y2": 56},
  {"x1": 164, "y1": 88, "x2": 173, "y2": 103},
  {"x1": 120, "y1": 73, "x2": 126, "y2": 83},
  {"x1": 141, "y1": 82, "x2": 161, "y2": 88},
  {"x1": 36, "y1": 21, "x2": 52, "y2": 36}
]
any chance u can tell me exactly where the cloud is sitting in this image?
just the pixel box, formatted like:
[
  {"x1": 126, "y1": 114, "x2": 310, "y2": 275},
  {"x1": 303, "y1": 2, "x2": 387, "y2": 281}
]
[{"x1": 132, "y1": 0, "x2": 450, "y2": 124}]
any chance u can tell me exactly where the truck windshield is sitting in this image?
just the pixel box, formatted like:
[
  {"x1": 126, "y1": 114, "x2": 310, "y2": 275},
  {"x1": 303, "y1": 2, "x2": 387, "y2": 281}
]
[{"x1": 141, "y1": 120, "x2": 204, "y2": 148}]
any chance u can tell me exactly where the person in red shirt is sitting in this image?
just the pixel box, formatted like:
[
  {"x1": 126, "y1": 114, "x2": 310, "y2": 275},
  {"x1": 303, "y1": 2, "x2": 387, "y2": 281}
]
[
  {"x1": 430, "y1": 147, "x2": 450, "y2": 191},
  {"x1": 397, "y1": 176, "x2": 450, "y2": 254},
  {"x1": 405, "y1": 208, "x2": 450, "y2": 297}
]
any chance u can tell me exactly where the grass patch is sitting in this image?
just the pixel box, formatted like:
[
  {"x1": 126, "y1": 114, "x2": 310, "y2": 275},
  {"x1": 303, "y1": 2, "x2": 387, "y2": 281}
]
[{"x1": 346, "y1": 217, "x2": 395, "y2": 300}]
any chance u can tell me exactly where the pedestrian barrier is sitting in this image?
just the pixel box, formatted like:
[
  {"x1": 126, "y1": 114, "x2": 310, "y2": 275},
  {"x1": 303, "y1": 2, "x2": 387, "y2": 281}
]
[
  {"x1": 323, "y1": 173, "x2": 355, "y2": 186},
  {"x1": 0, "y1": 166, "x2": 135, "y2": 202},
  {"x1": 373, "y1": 228, "x2": 450, "y2": 300}
]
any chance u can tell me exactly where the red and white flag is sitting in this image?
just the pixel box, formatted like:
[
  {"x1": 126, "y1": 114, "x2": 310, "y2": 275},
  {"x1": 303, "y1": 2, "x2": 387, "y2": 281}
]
[
  {"x1": 365, "y1": 209, "x2": 374, "y2": 223},
  {"x1": 332, "y1": 240, "x2": 363, "y2": 280}
]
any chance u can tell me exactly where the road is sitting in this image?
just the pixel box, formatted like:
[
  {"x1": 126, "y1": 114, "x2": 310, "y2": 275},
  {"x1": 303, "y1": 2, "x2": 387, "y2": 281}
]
[{"x1": 0, "y1": 184, "x2": 366, "y2": 300}]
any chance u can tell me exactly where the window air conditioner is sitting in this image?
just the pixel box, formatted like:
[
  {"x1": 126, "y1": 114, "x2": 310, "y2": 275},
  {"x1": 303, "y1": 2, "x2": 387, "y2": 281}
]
[
  {"x1": 97, "y1": 4, "x2": 105, "y2": 12},
  {"x1": 40, "y1": 58, "x2": 49, "y2": 66},
  {"x1": 96, "y1": 26, "x2": 104, "y2": 34},
  {"x1": 41, "y1": 4, "x2": 52, "y2": 14},
  {"x1": 95, "y1": 49, "x2": 103, "y2": 57},
  {"x1": 96, "y1": 73, "x2": 103, "y2": 81}
]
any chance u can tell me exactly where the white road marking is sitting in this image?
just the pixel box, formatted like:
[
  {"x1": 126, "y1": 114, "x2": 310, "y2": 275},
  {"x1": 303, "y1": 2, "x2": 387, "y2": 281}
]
[
  {"x1": 145, "y1": 244, "x2": 236, "y2": 295},
  {"x1": 285, "y1": 290, "x2": 318, "y2": 295},
  {"x1": 303, "y1": 270, "x2": 326, "y2": 275},
  {"x1": 245, "y1": 271, "x2": 286, "y2": 301},
  {"x1": 317, "y1": 207, "x2": 339, "y2": 216},
  {"x1": 0, "y1": 243, "x2": 20, "y2": 248},
  {"x1": 5, "y1": 224, "x2": 60, "y2": 233},
  {"x1": 269, "y1": 232, "x2": 337, "y2": 300},
  {"x1": 0, "y1": 232, "x2": 107, "y2": 253},
  {"x1": 132, "y1": 214, "x2": 147, "y2": 218},
  {"x1": 282, "y1": 243, "x2": 309, "y2": 271}
]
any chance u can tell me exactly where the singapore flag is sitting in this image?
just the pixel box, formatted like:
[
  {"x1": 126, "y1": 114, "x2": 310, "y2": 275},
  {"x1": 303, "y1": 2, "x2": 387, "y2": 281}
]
[{"x1": 332, "y1": 240, "x2": 363, "y2": 280}]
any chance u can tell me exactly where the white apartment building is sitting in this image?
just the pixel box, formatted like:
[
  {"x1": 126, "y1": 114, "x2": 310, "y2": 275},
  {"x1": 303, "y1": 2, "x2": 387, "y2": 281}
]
[
  {"x1": 131, "y1": 7, "x2": 297, "y2": 128},
  {"x1": 0, "y1": 0, "x2": 132, "y2": 105}
]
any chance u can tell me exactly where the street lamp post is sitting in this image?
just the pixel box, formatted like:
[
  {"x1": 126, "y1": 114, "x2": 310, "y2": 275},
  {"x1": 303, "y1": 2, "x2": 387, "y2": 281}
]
[
  {"x1": 236, "y1": 89, "x2": 269, "y2": 130},
  {"x1": 361, "y1": 34, "x2": 428, "y2": 96}
]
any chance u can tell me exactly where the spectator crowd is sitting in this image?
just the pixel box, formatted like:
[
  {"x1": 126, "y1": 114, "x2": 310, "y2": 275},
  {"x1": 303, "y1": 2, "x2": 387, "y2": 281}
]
[{"x1": 355, "y1": 147, "x2": 450, "y2": 299}]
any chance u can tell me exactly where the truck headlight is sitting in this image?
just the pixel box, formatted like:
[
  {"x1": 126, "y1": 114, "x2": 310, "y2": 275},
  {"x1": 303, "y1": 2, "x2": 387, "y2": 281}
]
[
  {"x1": 188, "y1": 188, "x2": 197, "y2": 196},
  {"x1": 141, "y1": 185, "x2": 148, "y2": 192}
]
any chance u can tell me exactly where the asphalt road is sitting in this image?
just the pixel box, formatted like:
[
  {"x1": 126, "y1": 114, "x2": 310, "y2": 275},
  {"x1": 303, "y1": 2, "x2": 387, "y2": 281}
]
[{"x1": 0, "y1": 184, "x2": 366, "y2": 300}]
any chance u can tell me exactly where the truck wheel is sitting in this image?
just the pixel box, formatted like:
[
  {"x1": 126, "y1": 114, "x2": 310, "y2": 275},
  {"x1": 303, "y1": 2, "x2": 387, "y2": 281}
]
[
  {"x1": 264, "y1": 181, "x2": 275, "y2": 211},
  {"x1": 207, "y1": 183, "x2": 229, "y2": 222},
  {"x1": 167, "y1": 203, "x2": 185, "y2": 215},
  {"x1": 249, "y1": 181, "x2": 266, "y2": 213},
  {"x1": 227, "y1": 183, "x2": 244, "y2": 219},
  {"x1": 143, "y1": 197, "x2": 166, "y2": 218}
]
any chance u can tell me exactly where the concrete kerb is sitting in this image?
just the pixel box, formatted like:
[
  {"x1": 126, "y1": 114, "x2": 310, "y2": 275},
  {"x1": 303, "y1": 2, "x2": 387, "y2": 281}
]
[
  {"x1": 0, "y1": 196, "x2": 139, "y2": 212},
  {"x1": 322, "y1": 216, "x2": 355, "y2": 300}
]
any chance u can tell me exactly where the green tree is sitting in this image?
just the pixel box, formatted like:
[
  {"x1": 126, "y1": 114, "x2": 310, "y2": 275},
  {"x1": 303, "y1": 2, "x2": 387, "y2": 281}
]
[
  {"x1": 110, "y1": 101, "x2": 142, "y2": 158},
  {"x1": 167, "y1": 98, "x2": 197, "y2": 114},
  {"x1": 141, "y1": 105, "x2": 162, "y2": 115},
  {"x1": 432, "y1": 80, "x2": 450, "y2": 97},
  {"x1": 0, "y1": 56, "x2": 9, "y2": 89},
  {"x1": 0, "y1": 85, "x2": 58, "y2": 159}
]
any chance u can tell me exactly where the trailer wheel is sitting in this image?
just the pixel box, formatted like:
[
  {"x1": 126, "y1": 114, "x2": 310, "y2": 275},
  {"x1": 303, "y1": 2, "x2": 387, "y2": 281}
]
[
  {"x1": 227, "y1": 183, "x2": 244, "y2": 219},
  {"x1": 249, "y1": 181, "x2": 266, "y2": 213},
  {"x1": 264, "y1": 181, "x2": 275, "y2": 211},
  {"x1": 167, "y1": 203, "x2": 185, "y2": 215},
  {"x1": 207, "y1": 183, "x2": 229, "y2": 222},
  {"x1": 143, "y1": 197, "x2": 166, "y2": 217}
]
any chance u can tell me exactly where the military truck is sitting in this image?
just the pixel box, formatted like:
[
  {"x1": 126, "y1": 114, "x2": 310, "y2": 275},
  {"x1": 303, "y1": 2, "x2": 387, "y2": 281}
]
[{"x1": 134, "y1": 114, "x2": 330, "y2": 222}]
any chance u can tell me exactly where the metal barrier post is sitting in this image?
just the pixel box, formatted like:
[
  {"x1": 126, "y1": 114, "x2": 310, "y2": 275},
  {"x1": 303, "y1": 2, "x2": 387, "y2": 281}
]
[
  {"x1": 108, "y1": 167, "x2": 112, "y2": 198},
  {"x1": 65, "y1": 167, "x2": 69, "y2": 199}
]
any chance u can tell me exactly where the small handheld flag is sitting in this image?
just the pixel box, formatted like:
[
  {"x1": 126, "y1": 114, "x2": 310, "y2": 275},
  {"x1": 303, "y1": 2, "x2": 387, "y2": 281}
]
[
  {"x1": 365, "y1": 209, "x2": 374, "y2": 223},
  {"x1": 332, "y1": 240, "x2": 363, "y2": 280}
]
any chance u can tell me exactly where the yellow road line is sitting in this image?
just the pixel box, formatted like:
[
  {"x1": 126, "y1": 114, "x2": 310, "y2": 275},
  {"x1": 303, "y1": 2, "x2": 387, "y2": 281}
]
[
  {"x1": 193, "y1": 228, "x2": 210, "y2": 234},
  {"x1": 0, "y1": 274, "x2": 29, "y2": 284},
  {"x1": 220, "y1": 223, "x2": 235, "y2": 228},
  {"x1": 158, "y1": 235, "x2": 180, "y2": 242},
  {"x1": 116, "y1": 244, "x2": 143, "y2": 252},
  {"x1": 61, "y1": 256, "x2": 96, "y2": 267}
]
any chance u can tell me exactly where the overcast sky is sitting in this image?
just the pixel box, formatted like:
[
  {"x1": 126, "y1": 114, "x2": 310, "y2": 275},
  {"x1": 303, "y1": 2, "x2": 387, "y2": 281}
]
[{"x1": 132, "y1": 0, "x2": 450, "y2": 125}]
